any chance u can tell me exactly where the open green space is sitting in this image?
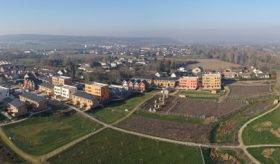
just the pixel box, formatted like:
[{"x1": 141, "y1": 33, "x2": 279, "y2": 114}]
[
  {"x1": 212, "y1": 97, "x2": 275, "y2": 144},
  {"x1": 48, "y1": 129, "x2": 203, "y2": 164},
  {"x1": 242, "y1": 107, "x2": 280, "y2": 145},
  {"x1": 248, "y1": 147, "x2": 280, "y2": 164},
  {"x1": 87, "y1": 92, "x2": 156, "y2": 124},
  {"x1": 2, "y1": 113, "x2": 102, "y2": 155}
]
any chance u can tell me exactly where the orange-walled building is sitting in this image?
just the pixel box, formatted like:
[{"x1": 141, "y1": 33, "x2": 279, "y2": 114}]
[
  {"x1": 179, "y1": 76, "x2": 199, "y2": 90},
  {"x1": 85, "y1": 82, "x2": 109, "y2": 102}
]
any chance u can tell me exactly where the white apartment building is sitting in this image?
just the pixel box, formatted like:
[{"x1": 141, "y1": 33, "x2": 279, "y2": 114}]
[
  {"x1": 54, "y1": 85, "x2": 77, "y2": 99},
  {"x1": 0, "y1": 86, "x2": 9, "y2": 101}
]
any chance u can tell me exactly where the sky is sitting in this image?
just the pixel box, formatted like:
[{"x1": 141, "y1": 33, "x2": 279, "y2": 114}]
[{"x1": 1, "y1": 0, "x2": 280, "y2": 42}]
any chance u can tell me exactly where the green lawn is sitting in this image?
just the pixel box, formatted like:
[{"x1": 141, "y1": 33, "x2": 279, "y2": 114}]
[
  {"x1": 242, "y1": 107, "x2": 280, "y2": 145},
  {"x1": 248, "y1": 147, "x2": 280, "y2": 164},
  {"x1": 212, "y1": 98, "x2": 275, "y2": 144},
  {"x1": 87, "y1": 92, "x2": 156, "y2": 124},
  {"x1": 3, "y1": 114, "x2": 102, "y2": 155},
  {"x1": 48, "y1": 129, "x2": 203, "y2": 164}
]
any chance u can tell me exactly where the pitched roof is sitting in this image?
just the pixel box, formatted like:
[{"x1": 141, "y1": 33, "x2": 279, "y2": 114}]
[
  {"x1": 8, "y1": 99, "x2": 25, "y2": 108},
  {"x1": 20, "y1": 92, "x2": 45, "y2": 103}
]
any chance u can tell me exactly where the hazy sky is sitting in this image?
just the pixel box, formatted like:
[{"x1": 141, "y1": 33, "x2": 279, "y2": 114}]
[{"x1": 1, "y1": 0, "x2": 280, "y2": 42}]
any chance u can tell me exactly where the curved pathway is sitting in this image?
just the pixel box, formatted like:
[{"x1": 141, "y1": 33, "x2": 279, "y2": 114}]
[
  {"x1": 0, "y1": 92, "x2": 279, "y2": 164},
  {"x1": 238, "y1": 103, "x2": 280, "y2": 164}
]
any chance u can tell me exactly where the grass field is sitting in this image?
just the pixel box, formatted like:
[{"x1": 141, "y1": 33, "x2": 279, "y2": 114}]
[
  {"x1": 48, "y1": 129, "x2": 203, "y2": 164},
  {"x1": 248, "y1": 147, "x2": 280, "y2": 164},
  {"x1": 87, "y1": 92, "x2": 156, "y2": 124},
  {"x1": 212, "y1": 98, "x2": 275, "y2": 144},
  {"x1": 3, "y1": 114, "x2": 102, "y2": 155},
  {"x1": 242, "y1": 107, "x2": 280, "y2": 145}
]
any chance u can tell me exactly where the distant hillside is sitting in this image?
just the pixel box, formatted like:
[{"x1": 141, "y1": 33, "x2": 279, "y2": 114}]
[{"x1": 0, "y1": 34, "x2": 180, "y2": 49}]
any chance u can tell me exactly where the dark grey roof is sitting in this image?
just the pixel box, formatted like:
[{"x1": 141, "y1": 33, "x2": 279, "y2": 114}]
[
  {"x1": 8, "y1": 99, "x2": 25, "y2": 108},
  {"x1": 21, "y1": 92, "x2": 45, "y2": 102},
  {"x1": 73, "y1": 91, "x2": 98, "y2": 100}
]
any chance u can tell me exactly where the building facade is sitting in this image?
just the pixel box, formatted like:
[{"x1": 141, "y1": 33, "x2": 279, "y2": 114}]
[
  {"x1": 19, "y1": 92, "x2": 47, "y2": 110},
  {"x1": 54, "y1": 85, "x2": 77, "y2": 99},
  {"x1": 179, "y1": 76, "x2": 199, "y2": 90},
  {"x1": 152, "y1": 77, "x2": 178, "y2": 88},
  {"x1": 51, "y1": 76, "x2": 72, "y2": 86},
  {"x1": 71, "y1": 91, "x2": 99, "y2": 110},
  {"x1": 202, "y1": 73, "x2": 221, "y2": 90},
  {"x1": 85, "y1": 82, "x2": 109, "y2": 102},
  {"x1": 38, "y1": 83, "x2": 54, "y2": 96}
]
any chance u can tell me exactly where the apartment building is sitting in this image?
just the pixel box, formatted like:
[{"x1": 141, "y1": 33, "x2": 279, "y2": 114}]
[
  {"x1": 51, "y1": 76, "x2": 72, "y2": 86},
  {"x1": 54, "y1": 85, "x2": 77, "y2": 100},
  {"x1": 179, "y1": 76, "x2": 199, "y2": 90},
  {"x1": 85, "y1": 82, "x2": 109, "y2": 102},
  {"x1": 202, "y1": 73, "x2": 221, "y2": 90}
]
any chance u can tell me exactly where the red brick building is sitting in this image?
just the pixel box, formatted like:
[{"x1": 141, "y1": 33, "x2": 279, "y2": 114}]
[{"x1": 179, "y1": 76, "x2": 199, "y2": 90}]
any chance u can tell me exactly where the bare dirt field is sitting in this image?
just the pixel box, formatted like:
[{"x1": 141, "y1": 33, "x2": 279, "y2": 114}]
[
  {"x1": 141, "y1": 95, "x2": 246, "y2": 119},
  {"x1": 229, "y1": 85, "x2": 271, "y2": 98},
  {"x1": 117, "y1": 115, "x2": 212, "y2": 143},
  {"x1": 187, "y1": 59, "x2": 241, "y2": 70}
]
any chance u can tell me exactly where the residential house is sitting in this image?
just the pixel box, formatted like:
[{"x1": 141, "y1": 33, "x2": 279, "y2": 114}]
[
  {"x1": 23, "y1": 72, "x2": 42, "y2": 90},
  {"x1": 152, "y1": 77, "x2": 178, "y2": 88},
  {"x1": 71, "y1": 91, "x2": 99, "y2": 110},
  {"x1": 19, "y1": 92, "x2": 47, "y2": 110},
  {"x1": 7, "y1": 99, "x2": 27, "y2": 117},
  {"x1": 38, "y1": 83, "x2": 54, "y2": 96}
]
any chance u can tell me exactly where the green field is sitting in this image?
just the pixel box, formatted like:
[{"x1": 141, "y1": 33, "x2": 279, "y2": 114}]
[
  {"x1": 87, "y1": 92, "x2": 156, "y2": 124},
  {"x1": 248, "y1": 147, "x2": 280, "y2": 164},
  {"x1": 212, "y1": 98, "x2": 275, "y2": 144},
  {"x1": 48, "y1": 129, "x2": 203, "y2": 164},
  {"x1": 242, "y1": 107, "x2": 280, "y2": 145},
  {"x1": 3, "y1": 114, "x2": 102, "y2": 155}
]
